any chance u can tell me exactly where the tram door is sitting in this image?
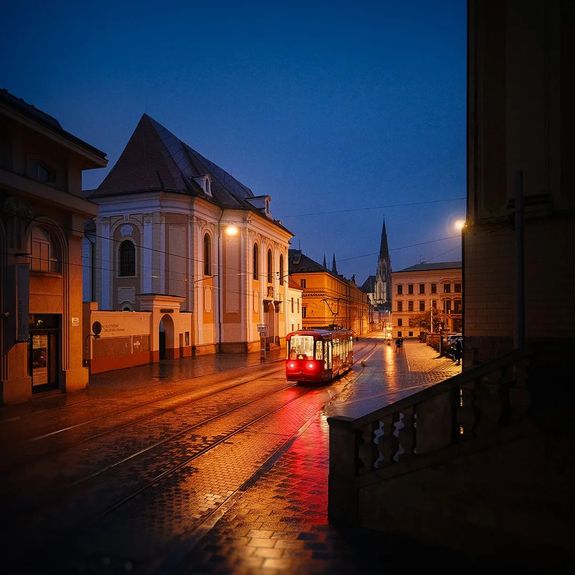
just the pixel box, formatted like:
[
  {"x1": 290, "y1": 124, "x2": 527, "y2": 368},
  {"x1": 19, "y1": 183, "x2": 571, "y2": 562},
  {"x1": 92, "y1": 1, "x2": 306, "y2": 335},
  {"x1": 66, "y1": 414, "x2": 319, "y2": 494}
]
[
  {"x1": 29, "y1": 314, "x2": 59, "y2": 392},
  {"x1": 325, "y1": 341, "x2": 332, "y2": 370}
]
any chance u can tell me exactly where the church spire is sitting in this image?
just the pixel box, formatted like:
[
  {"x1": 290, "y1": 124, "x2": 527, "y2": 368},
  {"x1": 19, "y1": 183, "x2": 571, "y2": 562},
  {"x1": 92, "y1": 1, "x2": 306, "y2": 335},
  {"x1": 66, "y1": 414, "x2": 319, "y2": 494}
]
[
  {"x1": 375, "y1": 218, "x2": 392, "y2": 309},
  {"x1": 332, "y1": 254, "x2": 338, "y2": 275}
]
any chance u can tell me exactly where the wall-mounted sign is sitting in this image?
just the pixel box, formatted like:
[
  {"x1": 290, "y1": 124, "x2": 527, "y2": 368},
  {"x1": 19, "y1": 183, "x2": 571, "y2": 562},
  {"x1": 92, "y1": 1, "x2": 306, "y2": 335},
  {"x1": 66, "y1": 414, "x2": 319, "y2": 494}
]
[
  {"x1": 160, "y1": 308, "x2": 174, "y2": 313},
  {"x1": 71, "y1": 317, "x2": 80, "y2": 327}
]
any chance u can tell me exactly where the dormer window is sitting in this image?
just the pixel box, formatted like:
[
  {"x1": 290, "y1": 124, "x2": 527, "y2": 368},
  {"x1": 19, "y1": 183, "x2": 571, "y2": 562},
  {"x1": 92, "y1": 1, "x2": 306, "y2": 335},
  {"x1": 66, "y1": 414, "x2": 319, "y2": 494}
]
[{"x1": 193, "y1": 174, "x2": 212, "y2": 197}]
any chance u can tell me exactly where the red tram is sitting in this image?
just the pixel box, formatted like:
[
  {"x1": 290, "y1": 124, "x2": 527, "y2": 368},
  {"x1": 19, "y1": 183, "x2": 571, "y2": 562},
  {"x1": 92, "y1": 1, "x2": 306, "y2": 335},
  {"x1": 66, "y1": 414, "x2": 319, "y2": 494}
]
[{"x1": 285, "y1": 328, "x2": 354, "y2": 383}]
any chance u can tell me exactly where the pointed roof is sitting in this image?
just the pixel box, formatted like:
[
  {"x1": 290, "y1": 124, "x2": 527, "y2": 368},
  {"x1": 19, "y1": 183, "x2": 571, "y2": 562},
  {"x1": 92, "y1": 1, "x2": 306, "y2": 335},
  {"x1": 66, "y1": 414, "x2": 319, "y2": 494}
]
[
  {"x1": 332, "y1": 254, "x2": 338, "y2": 275},
  {"x1": 91, "y1": 114, "x2": 256, "y2": 210},
  {"x1": 379, "y1": 219, "x2": 390, "y2": 260}
]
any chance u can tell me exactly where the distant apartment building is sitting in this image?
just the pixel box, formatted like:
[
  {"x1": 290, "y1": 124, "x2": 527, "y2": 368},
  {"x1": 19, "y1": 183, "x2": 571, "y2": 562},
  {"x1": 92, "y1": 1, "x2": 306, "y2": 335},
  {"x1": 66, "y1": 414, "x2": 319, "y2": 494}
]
[
  {"x1": 288, "y1": 249, "x2": 369, "y2": 336},
  {"x1": 391, "y1": 261, "x2": 462, "y2": 339},
  {"x1": 0, "y1": 89, "x2": 107, "y2": 403}
]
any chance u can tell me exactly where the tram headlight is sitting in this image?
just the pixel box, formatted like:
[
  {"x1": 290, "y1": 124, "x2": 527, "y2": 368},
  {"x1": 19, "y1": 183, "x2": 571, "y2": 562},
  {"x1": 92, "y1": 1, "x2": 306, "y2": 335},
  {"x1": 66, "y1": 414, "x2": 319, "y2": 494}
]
[
  {"x1": 288, "y1": 361, "x2": 297, "y2": 370},
  {"x1": 306, "y1": 361, "x2": 316, "y2": 371}
]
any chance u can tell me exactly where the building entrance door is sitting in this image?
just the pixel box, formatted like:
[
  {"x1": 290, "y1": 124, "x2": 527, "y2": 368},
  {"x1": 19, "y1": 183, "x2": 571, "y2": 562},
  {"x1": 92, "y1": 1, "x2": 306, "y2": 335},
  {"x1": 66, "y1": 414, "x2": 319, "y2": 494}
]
[{"x1": 29, "y1": 314, "x2": 60, "y2": 392}]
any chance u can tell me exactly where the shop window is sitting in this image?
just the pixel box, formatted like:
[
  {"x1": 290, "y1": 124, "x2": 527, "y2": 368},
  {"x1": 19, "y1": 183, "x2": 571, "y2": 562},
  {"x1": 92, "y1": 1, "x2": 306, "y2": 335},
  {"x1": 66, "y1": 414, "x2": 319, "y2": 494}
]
[{"x1": 118, "y1": 240, "x2": 135, "y2": 277}]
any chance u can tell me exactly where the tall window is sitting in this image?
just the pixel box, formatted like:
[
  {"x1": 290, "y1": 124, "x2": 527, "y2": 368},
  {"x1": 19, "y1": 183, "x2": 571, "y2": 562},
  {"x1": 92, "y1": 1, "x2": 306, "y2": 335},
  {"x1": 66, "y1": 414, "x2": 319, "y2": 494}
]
[
  {"x1": 431, "y1": 283, "x2": 437, "y2": 294},
  {"x1": 302, "y1": 306, "x2": 307, "y2": 318},
  {"x1": 267, "y1": 249, "x2": 273, "y2": 283},
  {"x1": 203, "y1": 233, "x2": 212, "y2": 276},
  {"x1": 419, "y1": 300, "x2": 425, "y2": 312},
  {"x1": 419, "y1": 283, "x2": 425, "y2": 294},
  {"x1": 30, "y1": 225, "x2": 60, "y2": 273},
  {"x1": 279, "y1": 254, "x2": 284, "y2": 285},
  {"x1": 397, "y1": 301, "x2": 403, "y2": 312},
  {"x1": 253, "y1": 243, "x2": 259, "y2": 279},
  {"x1": 408, "y1": 284, "x2": 414, "y2": 294},
  {"x1": 118, "y1": 240, "x2": 135, "y2": 277},
  {"x1": 444, "y1": 282, "x2": 451, "y2": 293},
  {"x1": 397, "y1": 284, "x2": 403, "y2": 295},
  {"x1": 408, "y1": 301, "x2": 414, "y2": 312},
  {"x1": 300, "y1": 279, "x2": 307, "y2": 288}
]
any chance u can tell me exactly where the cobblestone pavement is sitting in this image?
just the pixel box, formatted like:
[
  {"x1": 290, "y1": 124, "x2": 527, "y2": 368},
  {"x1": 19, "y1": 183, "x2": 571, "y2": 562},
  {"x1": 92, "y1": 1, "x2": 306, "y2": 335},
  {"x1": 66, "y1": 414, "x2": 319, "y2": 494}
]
[
  {"x1": 171, "y1": 338, "x2": 463, "y2": 574},
  {"x1": 0, "y1": 336, "x2": 466, "y2": 574}
]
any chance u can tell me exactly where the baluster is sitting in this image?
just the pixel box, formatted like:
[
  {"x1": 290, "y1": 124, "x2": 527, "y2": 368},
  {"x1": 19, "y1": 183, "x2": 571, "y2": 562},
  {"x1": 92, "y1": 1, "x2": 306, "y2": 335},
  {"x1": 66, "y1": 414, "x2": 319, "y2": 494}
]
[
  {"x1": 377, "y1": 414, "x2": 398, "y2": 468},
  {"x1": 357, "y1": 422, "x2": 378, "y2": 474},
  {"x1": 397, "y1": 407, "x2": 415, "y2": 461}
]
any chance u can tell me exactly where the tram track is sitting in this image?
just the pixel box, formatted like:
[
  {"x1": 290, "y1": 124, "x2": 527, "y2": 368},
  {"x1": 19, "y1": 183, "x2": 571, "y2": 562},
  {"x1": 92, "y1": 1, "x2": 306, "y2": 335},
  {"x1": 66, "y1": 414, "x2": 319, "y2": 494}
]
[
  {"x1": 4, "y1": 371, "x2": 335, "y2": 568},
  {"x1": 3, "y1": 342, "x2": 374, "y2": 571}
]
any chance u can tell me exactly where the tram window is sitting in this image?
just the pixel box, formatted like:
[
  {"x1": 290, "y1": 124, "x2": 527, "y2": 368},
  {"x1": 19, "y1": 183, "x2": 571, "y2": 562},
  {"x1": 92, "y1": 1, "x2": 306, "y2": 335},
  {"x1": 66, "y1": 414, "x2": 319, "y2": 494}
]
[
  {"x1": 289, "y1": 335, "x2": 314, "y2": 358},
  {"x1": 315, "y1": 341, "x2": 323, "y2": 360}
]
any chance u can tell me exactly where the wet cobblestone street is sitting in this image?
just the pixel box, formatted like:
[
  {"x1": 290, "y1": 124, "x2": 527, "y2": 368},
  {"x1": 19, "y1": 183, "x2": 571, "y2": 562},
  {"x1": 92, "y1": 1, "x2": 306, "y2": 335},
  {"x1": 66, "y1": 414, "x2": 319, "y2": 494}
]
[{"x1": 0, "y1": 336, "x2": 461, "y2": 574}]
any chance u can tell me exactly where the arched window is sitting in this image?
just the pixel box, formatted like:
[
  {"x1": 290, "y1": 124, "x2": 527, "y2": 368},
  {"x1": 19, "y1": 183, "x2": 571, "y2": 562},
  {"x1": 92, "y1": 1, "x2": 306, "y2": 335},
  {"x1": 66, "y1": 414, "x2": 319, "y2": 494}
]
[
  {"x1": 253, "y1": 243, "x2": 259, "y2": 280},
  {"x1": 30, "y1": 225, "x2": 60, "y2": 273},
  {"x1": 279, "y1": 254, "x2": 284, "y2": 285},
  {"x1": 203, "y1": 233, "x2": 212, "y2": 276},
  {"x1": 267, "y1": 249, "x2": 273, "y2": 283},
  {"x1": 118, "y1": 240, "x2": 136, "y2": 277}
]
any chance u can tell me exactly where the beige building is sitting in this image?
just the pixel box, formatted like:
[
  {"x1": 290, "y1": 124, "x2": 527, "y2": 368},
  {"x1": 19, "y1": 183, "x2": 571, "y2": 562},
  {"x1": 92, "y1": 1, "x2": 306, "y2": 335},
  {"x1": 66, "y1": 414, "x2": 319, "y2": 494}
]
[
  {"x1": 288, "y1": 250, "x2": 369, "y2": 336},
  {"x1": 391, "y1": 261, "x2": 462, "y2": 339},
  {"x1": 86, "y1": 114, "x2": 293, "y2": 355},
  {"x1": 0, "y1": 89, "x2": 107, "y2": 404}
]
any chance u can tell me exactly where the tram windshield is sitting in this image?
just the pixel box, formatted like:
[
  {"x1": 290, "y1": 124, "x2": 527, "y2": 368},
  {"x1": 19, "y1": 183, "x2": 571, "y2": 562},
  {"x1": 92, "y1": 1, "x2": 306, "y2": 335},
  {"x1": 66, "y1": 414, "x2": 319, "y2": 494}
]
[{"x1": 288, "y1": 335, "x2": 315, "y2": 359}]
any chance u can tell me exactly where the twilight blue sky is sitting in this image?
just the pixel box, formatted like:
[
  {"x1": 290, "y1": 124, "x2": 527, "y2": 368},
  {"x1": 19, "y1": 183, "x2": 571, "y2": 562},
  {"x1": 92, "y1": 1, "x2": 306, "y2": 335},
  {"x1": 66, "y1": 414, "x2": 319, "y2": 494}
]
[{"x1": 1, "y1": 0, "x2": 467, "y2": 284}]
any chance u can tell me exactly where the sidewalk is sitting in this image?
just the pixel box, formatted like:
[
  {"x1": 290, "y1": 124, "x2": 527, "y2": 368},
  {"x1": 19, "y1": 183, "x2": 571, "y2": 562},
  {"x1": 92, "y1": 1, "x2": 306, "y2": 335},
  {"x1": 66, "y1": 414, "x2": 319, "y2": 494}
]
[{"x1": 172, "y1": 339, "x2": 463, "y2": 574}]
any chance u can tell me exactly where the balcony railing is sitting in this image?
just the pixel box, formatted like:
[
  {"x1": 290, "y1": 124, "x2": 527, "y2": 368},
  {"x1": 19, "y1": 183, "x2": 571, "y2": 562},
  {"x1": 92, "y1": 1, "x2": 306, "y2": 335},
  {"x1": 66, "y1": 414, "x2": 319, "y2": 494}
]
[{"x1": 328, "y1": 348, "x2": 532, "y2": 525}]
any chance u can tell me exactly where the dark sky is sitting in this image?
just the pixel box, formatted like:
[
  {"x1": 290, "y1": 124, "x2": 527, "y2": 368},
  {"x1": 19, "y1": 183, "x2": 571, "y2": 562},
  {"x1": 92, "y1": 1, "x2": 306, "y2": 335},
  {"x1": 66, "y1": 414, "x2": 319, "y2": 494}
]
[{"x1": 1, "y1": 0, "x2": 467, "y2": 284}]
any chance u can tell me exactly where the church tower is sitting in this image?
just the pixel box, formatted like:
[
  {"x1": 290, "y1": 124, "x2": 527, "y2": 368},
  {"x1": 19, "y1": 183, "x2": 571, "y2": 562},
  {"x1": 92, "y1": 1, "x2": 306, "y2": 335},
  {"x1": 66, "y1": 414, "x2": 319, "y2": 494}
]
[{"x1": 374, "y1": 219, "x2": 392, "y2": 310}]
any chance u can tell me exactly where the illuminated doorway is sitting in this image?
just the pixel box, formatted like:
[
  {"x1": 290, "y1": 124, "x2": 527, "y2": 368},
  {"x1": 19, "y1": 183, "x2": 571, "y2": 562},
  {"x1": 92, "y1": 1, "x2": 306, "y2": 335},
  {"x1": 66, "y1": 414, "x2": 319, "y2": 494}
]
[{"x1": 29, "y1": 314, "x2": 60, "y2": 392}]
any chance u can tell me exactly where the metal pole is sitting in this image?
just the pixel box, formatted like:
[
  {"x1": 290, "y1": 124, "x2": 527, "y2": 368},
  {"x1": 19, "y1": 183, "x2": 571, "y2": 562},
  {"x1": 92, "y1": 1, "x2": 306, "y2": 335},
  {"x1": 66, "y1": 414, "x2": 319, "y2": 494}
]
[{"x1": 514, "y1": 171, "x2": 525, "y2": 351}]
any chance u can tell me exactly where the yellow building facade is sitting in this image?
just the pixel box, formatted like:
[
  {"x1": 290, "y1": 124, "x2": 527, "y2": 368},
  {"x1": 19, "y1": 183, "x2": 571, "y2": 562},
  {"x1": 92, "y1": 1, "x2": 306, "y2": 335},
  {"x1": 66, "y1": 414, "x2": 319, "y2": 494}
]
[
  {"x1": 391, "y1": 262, "x2": 462, "y2": 339},
  {"x1": 0, "y1": 90, "x2": 107, "y2": 404},
  {"x1": 288, "y1": 250, "x2": 369, "y2": 336}
]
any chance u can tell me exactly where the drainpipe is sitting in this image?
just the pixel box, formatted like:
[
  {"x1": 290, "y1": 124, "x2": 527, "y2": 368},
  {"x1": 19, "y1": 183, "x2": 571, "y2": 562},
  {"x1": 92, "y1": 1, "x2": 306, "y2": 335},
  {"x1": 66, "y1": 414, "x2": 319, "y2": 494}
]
[{"x1": 514, "y1": 171, "x2": 525, "y2": 351}]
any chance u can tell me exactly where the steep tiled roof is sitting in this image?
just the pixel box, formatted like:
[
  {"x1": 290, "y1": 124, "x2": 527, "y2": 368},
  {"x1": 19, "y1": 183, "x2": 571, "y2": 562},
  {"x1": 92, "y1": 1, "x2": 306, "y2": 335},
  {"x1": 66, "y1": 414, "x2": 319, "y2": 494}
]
[
  {"x1": 398, "y1": 261, "x2": 462, "y2": 272},
  {"x1": 91, "y1": 114, "x2": 255, "y2": 209}
]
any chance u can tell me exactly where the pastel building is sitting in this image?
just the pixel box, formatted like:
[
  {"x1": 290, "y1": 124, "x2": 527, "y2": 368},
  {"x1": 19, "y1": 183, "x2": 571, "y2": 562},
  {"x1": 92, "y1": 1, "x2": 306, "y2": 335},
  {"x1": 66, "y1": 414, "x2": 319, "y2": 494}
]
[{"x1": 85, "y1": 114, "x2": 293, "y2": 356}]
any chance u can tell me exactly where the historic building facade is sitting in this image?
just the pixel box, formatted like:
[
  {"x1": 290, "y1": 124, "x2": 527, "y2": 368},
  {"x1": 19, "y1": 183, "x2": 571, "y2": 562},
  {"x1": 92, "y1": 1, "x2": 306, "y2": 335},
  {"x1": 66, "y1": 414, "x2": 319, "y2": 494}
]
[
  {"x1": 288, "y1": 249, "x2": 369, "y2": 335},
  {"x1": 391, "y1": 261, "x2": 462, "y2": 339},
  {"x1": 0, "y1": 89, "x2": 107, "y2": 403},
  {"x1": 85, "y1": 114, "x2": 293, "y2": 355}
]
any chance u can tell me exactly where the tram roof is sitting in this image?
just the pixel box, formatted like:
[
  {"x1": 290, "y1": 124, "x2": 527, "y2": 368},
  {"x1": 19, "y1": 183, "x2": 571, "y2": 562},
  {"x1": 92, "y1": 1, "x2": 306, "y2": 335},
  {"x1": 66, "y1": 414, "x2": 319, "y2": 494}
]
[{"x1": 286, "y1": 328, "x2": 353, "y2": 339}]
